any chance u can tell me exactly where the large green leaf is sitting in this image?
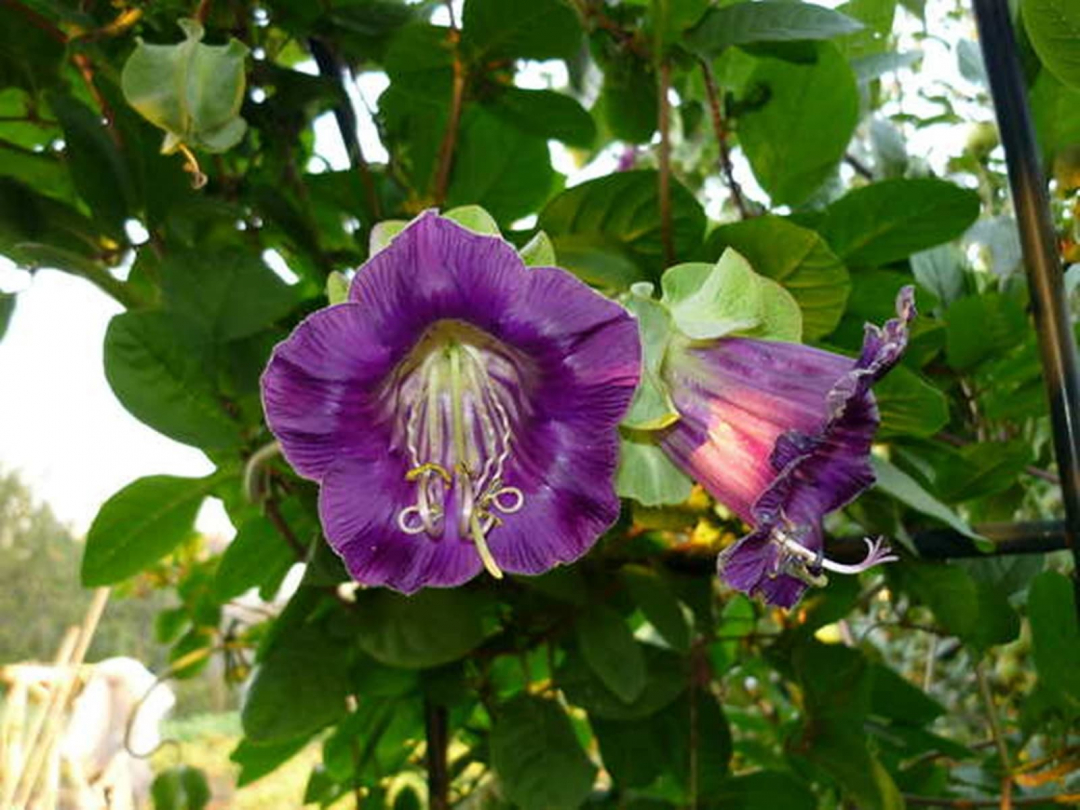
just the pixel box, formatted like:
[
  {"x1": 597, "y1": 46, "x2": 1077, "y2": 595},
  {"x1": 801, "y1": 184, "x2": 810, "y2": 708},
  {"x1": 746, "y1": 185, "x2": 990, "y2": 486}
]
[
  {"x1": 685, "y1": 2, "x2": 864, "y2": 57},
  {"x1": 446, "y1": 106, "x2": 555, "y2": 223},
  {"x1": 738, "y1": 42, "x2": 859, "y2": 206},
  {"x1": 461, "y1": 0, "x2": 582, "y2": 61},
  {"x1": 596, "y1": 49, "x2": 657, "y2": 144},
  {"x1": 538, "y1": 171, "x2": 706, "y2": 288},
  {"x1": 490, "y1": 695, "x2": 597, "y2": 810},
  {"x1": 706, "y1": 772, "x2": 817, "y2": 810},
  {"x1": 705, "y1": 216, "x2": 850, "y2": 339},
  {"x1": 241, "y1": 625, "x2": 350, "y2": 743},
  {"x1": 558, "y1": 644, "x2": 688, "y2": 720},
  {"x1": 622, "y1": 565, "x2": 692, "y2": 652},
  {"x1": 213, "y1": 515, "x2": 296, "y2": 601},
  {"x1": 873, "y1": 366, "x2": 949, "y2": 438},
  {"x1": 160, "y1": 248, "x2": 299, "y2": 342},
  {"x1": 871, "y1": 457, "x2": 983, "y2": 542},
  {"x1": 104, "y1": 311, "x2": 243, "y2": 449},
  {"x1": 1028, "y1": 571, "x2": 1080, "y2": 715},
  {"x1": 81, "y1": 475, "x2": 213, "y2": 586},
  {"x1": 945, "y1": 293, "x2": 1028, "y2": 370},
  {"x1": 576, "y1": 604, "x2": 647, "y2": 703},
  {"x1": 48, "y1": 93, "x2": 136, "y2": 238},
  {"x1": 352, "y1": 589, "x2": 488, "y2": 669},
  {"x1": 488, "y1": 87, "x2": 596, "y2": 148},
  {"x1": 593, "y1": 691, "x2": 730, "y2": 795},
  {"x1": 1023, "y1": 0, "x2": 1080, "y2": 91},
  {"x1": 819, "y1": 178, "x2": 981, "y2": 266},
  {"x1": 1030, "y1": 71, "x2": 1080, "y2": 165}
]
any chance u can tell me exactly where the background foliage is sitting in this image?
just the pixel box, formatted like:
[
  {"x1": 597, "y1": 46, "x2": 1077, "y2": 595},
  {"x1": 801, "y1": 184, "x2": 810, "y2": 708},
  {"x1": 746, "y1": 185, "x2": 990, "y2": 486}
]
[{"x1": 1, "y1": 0, "x2": 1079, "y2": 807}]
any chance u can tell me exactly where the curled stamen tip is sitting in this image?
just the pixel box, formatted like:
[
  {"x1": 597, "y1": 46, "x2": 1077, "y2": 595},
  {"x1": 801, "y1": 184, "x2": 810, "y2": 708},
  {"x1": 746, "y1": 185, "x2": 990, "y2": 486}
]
[{"x1": 406, "y1": 463, "x2": 452, "y2": 483}]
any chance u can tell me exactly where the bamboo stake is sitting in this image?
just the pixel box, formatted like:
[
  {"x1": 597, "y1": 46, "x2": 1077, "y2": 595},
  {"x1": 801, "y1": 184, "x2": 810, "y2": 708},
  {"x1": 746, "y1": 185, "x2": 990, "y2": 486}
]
[{"x1": 10, "y1": 588, "x2": 109, "y2": 810}]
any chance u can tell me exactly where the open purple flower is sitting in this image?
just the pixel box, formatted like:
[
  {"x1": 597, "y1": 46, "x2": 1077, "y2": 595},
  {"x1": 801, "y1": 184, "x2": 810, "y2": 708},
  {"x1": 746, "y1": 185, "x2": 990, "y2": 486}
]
[
  {"x1": 659, "y1": 288, "x2": 915, "y2": 607},
  {"x1": 261, "y1": 212, "x2": 640, "y2": 593}
]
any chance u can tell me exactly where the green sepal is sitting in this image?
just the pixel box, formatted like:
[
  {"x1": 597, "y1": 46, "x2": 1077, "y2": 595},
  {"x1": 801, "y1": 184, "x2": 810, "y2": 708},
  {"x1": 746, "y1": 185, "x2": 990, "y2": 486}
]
[
  {"x1": 660, "y1": 248, "x2": 802, "y2": 342},
  {"x1": 621, "y1": 284, "x2": 680, "y2": 431},
  {"x1": 616, "y1": 434, "x2": 694, "y2": 506},
  {"x1": 519, "y1": 230, "x2": 556, "y2": 266},
  {"x1": 369, "y1": 219, "x2": 409, "y2": 256},
  {"x1": 444, "y1": 205, "x2": 501, "y2": 235},
  {"x1": 121, "y1": 19, "x2": 249, "y2": 155},
  {"x1": 326, "y1": 271, "x2": 349, "y2": 305}
]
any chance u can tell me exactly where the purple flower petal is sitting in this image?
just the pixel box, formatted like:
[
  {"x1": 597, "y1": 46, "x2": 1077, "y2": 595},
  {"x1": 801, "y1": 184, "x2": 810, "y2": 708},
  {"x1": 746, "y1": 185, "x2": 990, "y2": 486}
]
[
  {"x1": 663, "y1": 288, "x2": 916, "y2": 607},
  {"x1": 262, "y1": 212, "x2": 640, "y2": 592}
]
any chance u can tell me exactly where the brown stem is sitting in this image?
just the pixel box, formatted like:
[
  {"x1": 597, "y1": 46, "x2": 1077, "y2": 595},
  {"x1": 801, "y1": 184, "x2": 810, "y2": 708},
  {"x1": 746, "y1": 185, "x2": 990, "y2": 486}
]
[
  {"x1": 700, "y1": 59, "x2": 750, "y2": 220},
  {"x1": 658, "y1": 59, "x2": 674, "y2": 267},
  {"x1": 425, "y1": 700, "x2": 450, "y2": 810},
  {"x1": 433, "y1": 41, "x2": 466, "y2": 207},
  {"x1": 263, "y1": 496, "x2": 309, "y2": 561},
  {"x1": 193, "y1": 0, "x2": 212, "y2": 23}
]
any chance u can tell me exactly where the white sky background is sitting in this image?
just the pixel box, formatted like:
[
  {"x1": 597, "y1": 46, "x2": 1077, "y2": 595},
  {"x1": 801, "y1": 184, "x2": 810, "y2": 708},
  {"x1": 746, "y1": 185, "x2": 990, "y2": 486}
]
[{"x1": 0, "y1": 0, "x2": 975, "y2": 537}]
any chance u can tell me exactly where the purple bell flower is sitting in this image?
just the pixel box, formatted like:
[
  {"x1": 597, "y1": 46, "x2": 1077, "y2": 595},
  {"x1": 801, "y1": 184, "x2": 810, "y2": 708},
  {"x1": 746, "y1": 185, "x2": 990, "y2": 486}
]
[
  {"x1": 261, "y1": 212, "x2": 641, "y2": 593},
  {"x1": 659, "y1": 288, "x2": 915, "y2": 607}
]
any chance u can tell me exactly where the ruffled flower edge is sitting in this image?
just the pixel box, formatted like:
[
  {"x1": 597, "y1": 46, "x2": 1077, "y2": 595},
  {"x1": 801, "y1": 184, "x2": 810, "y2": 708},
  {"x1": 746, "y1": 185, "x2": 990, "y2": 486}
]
[{"x1": 718, "y1": 287, "x2": 916, "y2": 607}]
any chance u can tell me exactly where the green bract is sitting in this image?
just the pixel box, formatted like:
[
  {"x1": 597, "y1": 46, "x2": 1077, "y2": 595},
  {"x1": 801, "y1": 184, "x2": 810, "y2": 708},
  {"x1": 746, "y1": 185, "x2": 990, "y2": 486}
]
[
  {"x1": 121, "y1": 19, "x2": 249, "y2": 154},
  {"x1": 616, "y1": 249, "x2": 802, "y2": 505}
]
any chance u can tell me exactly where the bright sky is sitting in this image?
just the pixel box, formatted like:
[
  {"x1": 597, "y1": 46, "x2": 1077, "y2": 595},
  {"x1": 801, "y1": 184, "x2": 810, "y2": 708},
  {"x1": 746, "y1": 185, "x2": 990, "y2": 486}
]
[{"x1": 0, "y1": 0, "x2": 971, "y2": 536}]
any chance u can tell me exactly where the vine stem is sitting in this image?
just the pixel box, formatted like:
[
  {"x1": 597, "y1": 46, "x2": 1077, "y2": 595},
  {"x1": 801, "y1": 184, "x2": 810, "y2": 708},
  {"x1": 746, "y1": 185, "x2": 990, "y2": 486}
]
[
  {"x1": 433, "y1": 11, "x2": 466, "y2": 208},
  {"x1": 699, "y1": 59, "x2": 750, "y2": 219},
  {"x1": 658, "y1": 59, "x2": 674, "y2": 267}
]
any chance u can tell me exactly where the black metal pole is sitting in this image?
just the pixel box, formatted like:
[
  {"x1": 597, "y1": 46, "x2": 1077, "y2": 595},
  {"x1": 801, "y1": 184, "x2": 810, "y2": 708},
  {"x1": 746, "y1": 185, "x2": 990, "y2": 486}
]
[{"x1": 972, "y1": 0, "x2": 1080, "y2": 614}]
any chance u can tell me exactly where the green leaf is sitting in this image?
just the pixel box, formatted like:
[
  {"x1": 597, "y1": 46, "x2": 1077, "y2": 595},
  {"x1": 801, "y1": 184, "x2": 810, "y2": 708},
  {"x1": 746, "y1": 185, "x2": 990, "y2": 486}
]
[
  {"x1": 616, "y1": 437, "x2": 694, "y2": 506},
  {"x1": 48, "y1": 93, "x2": 135, "y2": 237},
  {"x1": 160, "y1": 249, "x2": 298, "y2": 342},
  {"x1": 891, "y1": 560, "x2": 980, "y2": 638},
  {"x1": 151, "y1": 766, "x2": 211, "y2": 810},
  {"x1": 489, "y1": 87, "x2": 596, "y2": 148},
  {"x1": 685, "y1": 2, "x2": 864, "y2": 57},
  {"x1": 518, "y1": 231, "x2": 556, "y2": 266},
  {"x1": 945, "y1": 293, "x2": 1028, "y2": 370},
  {"x1": 1028, "y1": 571, "x2": 1080, "y2": 714},
  {"x1": 352, "y1": 589, "x2": 488, "y2": 669},
  {"x1": 871, "y1": 457, "x2": 984, "y2": 542},
  {"x1": 104, "y1": 311, "x2": 242, "y2": 449},
  {"x1": 446, "y1": 106, "x2": 555, "y2": 223},
  {"x1": 242, "y1": 624, "x2": 350, "y2": 743},
  {"x1": 738, "y1": 42, "x2": 859, "y2": 206},
  {"x1": 491, "y1": 695, "x2": 597, "y2": 810},
  {"x1": 934, "y1": 441, "x2": 1033, "y2": 503},
  {"x1": 576, "y1": 604, "x2": 647, "y2": 703},
  {"x1": 1023, "y1": 0, "x2": 1080, "y2": 90},
  {"x1": 593, "y1": 691, "x2": 730, "y2": 794},
  {"x1": 539, "y1": 171, "x2": 706, "y2": 288},
  {"x1": 462, "y1": 0, "x2": 583, "y2": 61},
  {"x1": 81, "y1": 475, "x2": 212, "y2": 586},
  {"x1": 911, "y1": 244, "x2": 966, "y2": 308},
  {"x1": 869, "y1": 664, "x2": 944, "y2": 726},
  {"x1": 558, "y1": 644, "x2": 688, "y2": 720},
  {"x1": 596, "y1": 49, "x2": 657, "y2": 144},
  {"x1": 706, "y1": 216, "x2": 850, "y2": 340},
  {"x1": 122, "y1": 19, "x2": 249, "y2": 153},
  {"x1": 1030, "y1": 71, "x2": 1080, "y2": 165},
  {"x1": 621, "y1": 289, "x2": 678, "y2": 430},
  {"x1": 706, "y1": 772, "x2": 817, "y2": 810},
  {"x1": 622, "y1": 565, "x2": 692, "y2": 651},
  {"x1": 820, "y1": 178, "x2": 981, "y2": 266},
  {"x1": 213, "y1": 515, "x2": 296, "y2": 601},
  {"x1": 231, "y1": 737, "x2": 310, "y2": 787},
  {"x1": 873, "y1": 366, "x2": 950, "y2": 439}
]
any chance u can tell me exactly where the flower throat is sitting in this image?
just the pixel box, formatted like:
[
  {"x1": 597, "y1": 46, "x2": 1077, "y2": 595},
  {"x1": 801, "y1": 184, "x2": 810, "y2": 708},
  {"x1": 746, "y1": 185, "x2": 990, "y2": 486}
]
[{"x1": 391, "y1": 321, "x2": 528, "y2": 578}]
